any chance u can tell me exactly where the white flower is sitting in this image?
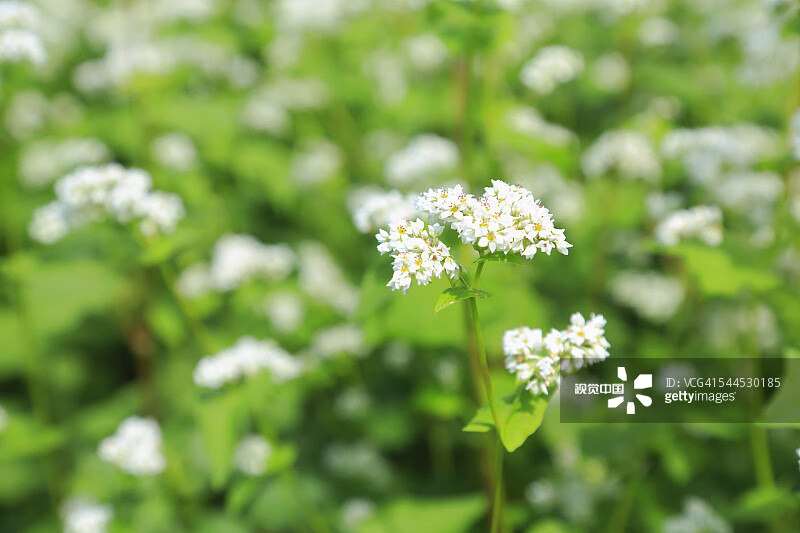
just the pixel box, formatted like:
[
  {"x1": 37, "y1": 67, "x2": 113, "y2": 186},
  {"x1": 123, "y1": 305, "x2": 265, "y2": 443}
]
[
  {"x1": 298, "y1": 242, "x2": 360, "y2": 315},
  {"x1": 208, "y1": 234, "x2": 295, "y2": 291},
  {"x1": 590, "y1": 52, "x2": 630, "y2": 92},
  {"x1": 796, "y1": 448, "x2": 800, "y2": 472},
  {"x1": 384, "y1": 134, "x2": 459, "y2": 186},
  {"x1": 62, "y1": 498, "x2": 113, "y2": 533},
  {"x1": 415, "y1": 180, "x2": 572, "y2": 259},
  {"x1": 310, "y1": 324, "x2": 367, "y2": 359},
  {"x1": 233, "y1": 435, "x2": 272, "y2": 476},
  {"x1": 19, "y1": 138, "x2": 110, "y2": 189},
  {"x1": 610, "y1": 271, "x2": 685, "y2": 323},
  {"x1": 375, "y1": 218, "x2": 460, "y2": 293},
  {"x1": 403, "y1": 34, "x2": 448, "y2": 71},
  {"x1": 0, "y1": 28, "x2": 45, "y2": 65},
  {"x1": 98, "y1": 417, "x2": 166, "y2": 476},
  {"x1": 791, "y1": 108, "x2": 800, "y2": 160},
  {"x1": 340, "y1": 499, "x2": 376, "y2": 532},
  {"x1": 259, "y1": 291, "x2": 305, "y2": 334},
  {"x1": 290, "y1": 140, "x2": 342, "y2": 185},
  {"x1": 151, "y1": 133, "x2": 197, "y2": 172},
  {"x1": 29, "y1": 164, "x2": 184, "y2": 243},
  {"x1": 638, "y1": 17, "x2": 679, "y2": 47},
  {"x1": 663, "y1": 497, "x2": 731, "y2": 533},
  {"x1": 505, "y1": 107, "x2": 576, "y2": 146},
  {"x1": 0, "y1": 404, "x2": 7, "y2": 433},
  {"x1": 0, "y1": 1, "x2": 41, "y2": 30},
  {"x1": 582, "y1": 130, "x2": 661, "y2": 181},
  {"x1": 348, "y1": 186, "x2": 419, "y2": 233},
  {"x1": 655, "y1": 205, "x2": 723, "y2": 247},
  {"x1": 193, "y1": 336, "x2": 303, "y2": 389},
  {"x1": 551, "y1": 312, "x2": 611, "y2": 373},
  {"x1": 520, "y1": 45, "x2": 583, "y2": 94}
]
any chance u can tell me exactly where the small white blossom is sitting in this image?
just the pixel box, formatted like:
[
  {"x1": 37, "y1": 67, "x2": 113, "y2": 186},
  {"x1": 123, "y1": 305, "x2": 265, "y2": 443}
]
[
  {"x1": 98, "y1": 417, "x2": 166, "y2": 476},
  {"x1": 19, "y1": 138, "x2": 110, "y2": 189},
  {"x1": 520, "y1": 45, "x2": 583, "y2": 94},
  {"x1": 0, "y1": 1, "x2": 41, "y2": 29},
  {"x1": 638, "y1": 17, "x2": 679, "y2": 46},
  {"x1": 663, "y1": 497, "x2": 731, "y2": 533},
  {"x1": 384, "y1": 134, "x2": 459, "y2": 187},
  {"x1": 298, "y1": 242, "x2": 360, "y2": 315},
  {"x1": 310, "y1": 324, "x2": 367, "y2": 359},
  {"x1": 348, "y1": 186, "x2": 419, "y2": 233},
  {"x1": 505, "y1": 107, "x2": 576, "y2": 146},
  {"x1": 208, "y1": 235, "x2": 295, "y2": 291},
  {"x1": 582, "y1": 130, "x2": 661, "y2": 181},
  {"x1": 548, "y1": 312, "x2": 611, "y2": 374},
  {"x1": 375, "y1": 218, "x2": 460, "y2": 293},
  {"x1": 151, "y1": 133, "x2": 197, "y2": 172},
  {"x1": 796, "y1": 448, "x2": 800, "y2": 472},
  {"x1": 0, "y1": 404, "x2": 7, "y2": 433},
  {"x1": 403, "y1": 34, "x2": 448, "y2": 71},
  {"x1": 655, "y1": 206, "x2": 723, "y2": 247},
  {"x1": 791, "y1": 108, "x2": 800, "y2": 160},
  {"x1": 415, "y1": 180, "x2": 572, "y2": 259},
  {"x1": 290, "y1": 140, "x2": 342, "y2": 185},
  {"x1": 62, "y1": 498, "x2": 113, "y2": 533},
  {"x1": 0, "y1": 28, "x2": 45, "y2": 65},
  {"x1": 193, "y1": 336, "x2": 303, "y2": 389},
  {"x1": 590, "y1": 52, "x2": 630, "y2": 92},
  {"x1": 340, "y1": 498, "x2": 376, "y2": 532},
  {"x1": 233, "y1": 434, "x2": 272, "y2": 476},
  {"x1": 259, "y1": 291, "x2": 305, "y2": 334}
]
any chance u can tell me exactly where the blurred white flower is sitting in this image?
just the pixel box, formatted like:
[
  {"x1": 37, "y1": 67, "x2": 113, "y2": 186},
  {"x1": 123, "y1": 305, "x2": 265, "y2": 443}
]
[
  {"x1": 655, "y1": 205, "x2": 723, "y2": 247},
  {"x1": 385, "y1": 134, "x2": 459, "y2": 187},
  {"x1": 62, "y1": 497, "x2": 113, "y2": 533},
  {"x1": 610, "y1": 271, "x2": 684, "y2": 323},
  {"x1": 0, "y1": 404, "x2": 7, "y2": 433},
  {"x1": 638, "y1": 17, "x2": 679, "y2": 46},
  {"x1": 590, "y1": 52, "x2": 630, "y2": 92},
  {"x1": 310, "y1": 324, "x2": 367, "y2": 359},
  {"x1": 259, "y1": 290, "x2": 305, "y2": 334},
  {"x1": 712, "y1": 171, "x2": 783, "y2": 223},
  {"x1": 348, "y1": 186, "x2": 419, "y2": 233},
  {"x1": 298, "y1": 242, "x2": 360, "y2": 315},
  {"x1": 791, "y1": 108, "x2": 800, "y2": 160},
  {"x1": 0, "y1": 2, "x2": 45, "y2": 66},
  {"x1": 663, "y1": 497, "x2": 731, "y2": 533},
  {"x1": 520, "y1": 45, "x2": 583, "y2": 94},
  {"x1": 340, "y1": 498, "x2": 376, "y2": 532},
  {"x1": 403, "y1": 34, "x2": 448, "y2": 72},
  {"x1": 646, "y1": 192, "x2": 682, "y2": 219},
  {"x1": 193, "y1": 336, "x2": 303, "y2": 389},
  {"x1": 364, "y1": 49, "x2": 407, "y2": 105},
  {"x1": 505, "y1": 107, "x2": 576, "y2": 146},
  {"x1": 242, "y1": 78, "x2": 329, "y2": 134},
  {"x1": 98, "y1": 417, "x2": 166, "y2": 476},
  {"x1": 151, "y1": 133, "x2": 197, "y2": 172},
  {"x1": 208, "y1": 235, "x2": 295, "y2": 292},
  {"x1": 582, "y1": 130, "x2": 661, "y2": 181},
  {"x1": 291, "y1": 140, "x2": 342, "y2": 185},
  {"x1": 547, "y1": 312, "x2": 611, "y2": 374},
  {"x1": 29, "y1": 164, "x2": 184, "y2": 243},
  {"x1": 525, "y1": 480, "x2": 556, "y2": 509},
  {"x1": 19, "y1": 138, "x2": 110, "y2": 189},
  {"x1": 796, "y1": 448, "x2": 800, "y2": 472},
  {"x1": 323, "y1": 442, "x2": 391, "y2": 488},
  {"x1": 233, "y1": 434, "x2": 272, "y2": 476},
  {"x1": 334, "y1": 387, "x2": 371, "y2": 419}
]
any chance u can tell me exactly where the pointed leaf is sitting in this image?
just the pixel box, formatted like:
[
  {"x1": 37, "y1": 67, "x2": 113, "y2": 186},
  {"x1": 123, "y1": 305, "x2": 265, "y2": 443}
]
[
  {"x1": 463, "y1": 385, "x2": 551, "y2": 452},
  {"x1": 434, "y1": 286, "x2": 491, "y2": 313}
]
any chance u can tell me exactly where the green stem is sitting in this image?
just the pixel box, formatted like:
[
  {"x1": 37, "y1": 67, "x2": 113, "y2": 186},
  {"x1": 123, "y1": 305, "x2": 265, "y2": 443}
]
[
  {"x1": 490, "y1": 435, "x2": 504, "y2": 533},
  {"x1": 466, "y1": 297, "x2": 501, "y2": 435}
]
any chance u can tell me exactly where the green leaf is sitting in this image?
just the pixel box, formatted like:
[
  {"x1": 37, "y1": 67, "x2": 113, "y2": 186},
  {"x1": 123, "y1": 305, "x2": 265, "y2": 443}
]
[
  {"x1": 196, "y1": 391, "x2": 246, "y2": 489},
  {"x1": 434, "y1": 286, "x2": 491, "y2": 313},
  {"x1": 463, "y1": 384, "x2": 550, "y2": 452},
  {"x1": 361, "y1": 493, "x2": 486, "y2": 533},
  {"x1": 475, "y1": 251, "x2": 526, "y2": 266},
  {"x1": 761, "y1": 350, "x2": 800, "y2": 425},
  {"x1": 669, "y1": 244, "x2": 779, "y2": 297}
]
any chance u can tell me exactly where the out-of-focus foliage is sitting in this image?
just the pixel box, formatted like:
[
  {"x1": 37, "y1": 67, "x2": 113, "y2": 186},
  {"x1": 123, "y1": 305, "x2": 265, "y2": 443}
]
[{"x1": 0, "y1": 0, "x2": 799, "y2": 532}]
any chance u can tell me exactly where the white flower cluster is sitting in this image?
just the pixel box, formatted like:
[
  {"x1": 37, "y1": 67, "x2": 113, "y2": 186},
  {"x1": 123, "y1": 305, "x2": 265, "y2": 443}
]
[
  {"x1": 505, "y1": 107, "x2": 576, "y2": 147},
  {"x1": 416, "y1": 180, "x2": 572, "y2": 258},
  {"x1": 520, "y1": 45, "x2": 584, "y2": 94},
  {"x1": 403, "y1": 34, "x2": 448, "y2": 72},
  {"x1": 661, "y1": 125, "x2": 781, "y2": 184},
  {"x1": 0, "y1": 1, "x2": 45, "y2": 66},
  {"x1": 19, "y1": 138, "x2": 110, "y2": 188},
  {"x1": 242, "y1": 77, "x2": 329, "y2": 135},
  {"x1": 259, "y1": 290, "x2": 305, "y2": 334},
  {"x1": 638, "y1": 17, "x2": 679, "y2": 47},
  {"x1": 791, "y1": 108, "x2": 800, "y2": 160},
  {"x1": 655, "y1": 206, "x2": 723, "y2": 247},
  {"x1": 663, "y1": 497, "x2": 731, "y2": 533},
  {"x1": 233, "y1": 434, "x2": 272, "y2": 476},
  {"x1": 193, "y1": 336, "x2": 303, "y2": 389},
  {"x1": 298, "y1": 242, "x2": 360, "y2": 315},
  {"x1": 504, "y1": 313, "x2": 610, "y2": 395},
  {"x1": 309, "y1": 324, "x2": 367, "y2": 359},
  {"x1": 375, "y1": 219, "x2": 460, "y2": 294},
  {"x1": 0, "y1": 403, "x2": 7, "y2": 433},
  {"x1": 348, "y1": 187, "x2": 419, "y2": 233},
  {"x1": 581, "y1": 130, "x2": 661, "y2": 181},
  {"x1": 151, "y1": 133, "x2": 197, "y2": 172},
  {"x1": 290, "y1": 140, "x2": 342, "y2": 185},
  {"x1": 177, "y1": 234, "x2": 295, "y2": 296},
  {"x1": 609, "y1": 271, "x2": 685, "y2": 323},
  {"x1": 590, "y1": 52, "x2": 630, "y2": 92},
  {"x1": 29, "y1": 164, "x2": 185, "y2": 244},
  {"x1": 384, "y1": 134, "x2": 459, "y2": 187},
  {"x1": 98, "y1": 417, "x2": 167, "y2": 476},
  {"x1": 340, "y1": 498, "x2": 376, "y2": 532},
  {"x1": 62, "y1": 498, "x2": 113, "y2": 533}
]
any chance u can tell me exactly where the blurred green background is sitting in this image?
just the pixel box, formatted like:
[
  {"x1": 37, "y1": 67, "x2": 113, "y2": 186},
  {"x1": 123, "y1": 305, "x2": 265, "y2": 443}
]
[{"x1": 1, "y1": 0, "x2": 799, "y2": 531}]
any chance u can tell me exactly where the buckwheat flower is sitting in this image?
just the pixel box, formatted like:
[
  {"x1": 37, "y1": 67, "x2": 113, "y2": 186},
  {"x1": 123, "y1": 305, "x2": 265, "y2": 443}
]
[
  {"x1": 364, "y1": 49, "x2": 407, "y2": 105},
  {"x1": 193, "y1": 336, "x2": 303, "y2": 389},
  {"x1": 503, "y1": 326, "x2": 560, "y2": 395},
  {"x1": 62, "y1": 498, "x2": 113, "y2": 533},
  {"x1": 581, "y1": 130, "x2": 661, "y2": 181},
  {"x1": 655, "y1": 206, "x2": 723, "y2": 247},
  {"x1": 551, "y1": 312, "x2": 611, "y2": 373},
  {"x1": 384, "y1": 134, "x2": 459, "y2": 187},
  {"x1": 638, "y1": 17, "x2": 679, "y2": 47},
  {"x1": 323, "y1": 442, "x2": 392, "y2": 489},
  {"x1": 403, "y1": 34, "x2": 448, "y2": 72},
  {"x1": 334, "y1": 387, "x2": 371, "y2": 419},
  {"x1": 208, "y1": 235, "x2": 295, "y2": 291},
  {"x1": 290, "y1": 140, "x2": 342, "y2": 185},
  {"x1": 29, "y1": 202, "x2": 71, "y2": 244},
  {"x1": 0, "y1": 28, "x2": 45, "y2": 65},
  {"x1": 415, "y1": 180, "x2": 572, "y2": 259},
  {"x1": 610, "y1": 271, "x2": 685, "y2": 323},
  {"x1": 151, "y1": 133, "x2": 197, "y2": 172},
  {"x1": 19, "y1": 138, "x2": 110, "y2": 189},
  {"x1": 309, "y1": 324, "x2": 367, "y2": 359},
  {"x1": 348, "y1": 186, "x2": 419, "y2": 233},
  {"x1": 0, "y1": 403, "x2": 7, "y2": 433},
  {"x1": 259, "y1": 290, "x2": 305, "y2": 334},
  {"x1": 590, "y1": 52, "x2": 630, "y2": 92},
  {"x1": 233, "y1": 435, "x2": 272, "y2": 476},
  {"x1": 505, "y1": 107, "x2": 576, "y2": 147},
  {"x1": 137, "y1": 191, "x2": 185, "y2": 236},
  {"x1": 663, "y1": 497, "x2": 731, "y2": 533},
  {"x1": 0, "y1": 1, "x2": 40, "y2": 29},
  {"x1": 340, "y1": 499, "x2": 376, "y2": 532},
  {"x1": 298, "y1": 242, "x2": 360, "y2": 315},
  {"x1": 375, "y1": 218, "x2": 460, "y2": 293},
  {"x1": 98, "y1": 417, "x2": 166, "y2": 476},
  {"x1": 646, "y1": 191, "x2": 683, "y2": 219},
  {"x1": 175, "y1": 263, "x2": 212, "y2": 298},
  {"x1": 791, "y1": 108, "x2": 800, "y2": 160},
  {"x1": 520, "y1": 45, "x2": 583, "y2": 94}
]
